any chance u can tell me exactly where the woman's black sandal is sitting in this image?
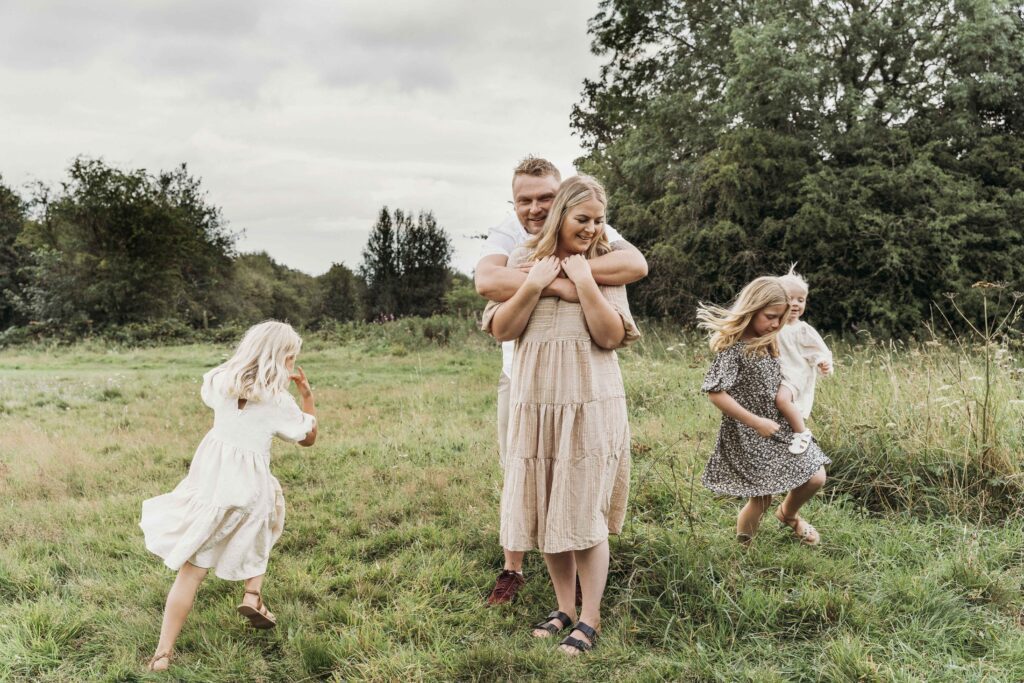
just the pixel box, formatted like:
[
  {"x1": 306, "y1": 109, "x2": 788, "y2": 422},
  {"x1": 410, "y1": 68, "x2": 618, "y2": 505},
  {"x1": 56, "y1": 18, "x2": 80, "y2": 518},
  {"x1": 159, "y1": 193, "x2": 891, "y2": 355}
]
[
  {"x1": 532, "y1": 610, "x2": 574, "y2": 637},
  {"x1": 559, "y1": 621, "x2": 598, "y2": 653}
]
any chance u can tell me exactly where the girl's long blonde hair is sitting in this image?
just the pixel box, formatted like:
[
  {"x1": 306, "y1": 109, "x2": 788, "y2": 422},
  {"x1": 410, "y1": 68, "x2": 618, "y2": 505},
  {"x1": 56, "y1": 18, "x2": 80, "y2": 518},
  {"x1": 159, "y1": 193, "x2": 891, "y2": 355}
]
[
  {"x1": 696, "y1": 277, "x2": 790, "y2": 356},
  {"x1": 213, "y1": 320, "x2": 302, "y2": 401},
  {"x1": 525, "y1": 175, "x2": 612, "y2": 260}
]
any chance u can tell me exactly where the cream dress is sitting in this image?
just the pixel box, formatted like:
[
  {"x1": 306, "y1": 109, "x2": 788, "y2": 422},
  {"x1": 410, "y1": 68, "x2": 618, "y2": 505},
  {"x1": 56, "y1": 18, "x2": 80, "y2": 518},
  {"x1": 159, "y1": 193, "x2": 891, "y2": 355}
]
[
  {"x1": 778, "y1": 320, "x2": 833, "y2": 419},
  {"x1": 140, "y1": 369, "x2": 316, "y2": 581},
  {"x1": 482, "y1": 247, "x2": 640, "y2": 554}
]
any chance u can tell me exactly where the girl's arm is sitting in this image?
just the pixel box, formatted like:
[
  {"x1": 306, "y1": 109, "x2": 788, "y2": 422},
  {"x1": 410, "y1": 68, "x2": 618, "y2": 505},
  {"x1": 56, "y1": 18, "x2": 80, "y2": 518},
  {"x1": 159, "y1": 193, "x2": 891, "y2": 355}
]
[
  {"x1": 561, "y1": 255, "x2": 626, "y2": 349},
  {"x1": 708, "y1": 391, "x2": 779, "y2": 437},
  {"x1": 800, "y1": 324, "x2": 834, "y2": 375},
  {"x1": 488, "y1": 256, "x2": 562, "y2": 341},
  {"x1": 291, "y1": 367, "x2": 318, "y2": 447}
]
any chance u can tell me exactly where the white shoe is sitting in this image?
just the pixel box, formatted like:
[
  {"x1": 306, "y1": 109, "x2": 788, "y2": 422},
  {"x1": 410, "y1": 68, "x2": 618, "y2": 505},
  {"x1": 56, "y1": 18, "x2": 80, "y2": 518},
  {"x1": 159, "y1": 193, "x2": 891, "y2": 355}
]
[{"x1": 789, "y1": 430, "x2": 813, "y2": 455}]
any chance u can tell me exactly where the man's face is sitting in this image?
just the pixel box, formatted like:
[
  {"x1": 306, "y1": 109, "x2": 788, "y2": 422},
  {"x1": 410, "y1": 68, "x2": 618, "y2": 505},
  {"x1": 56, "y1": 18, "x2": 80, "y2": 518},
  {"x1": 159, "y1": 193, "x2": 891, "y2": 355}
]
[{"x1": 512, "y1": 173, "x2": 560, "y2": 235}]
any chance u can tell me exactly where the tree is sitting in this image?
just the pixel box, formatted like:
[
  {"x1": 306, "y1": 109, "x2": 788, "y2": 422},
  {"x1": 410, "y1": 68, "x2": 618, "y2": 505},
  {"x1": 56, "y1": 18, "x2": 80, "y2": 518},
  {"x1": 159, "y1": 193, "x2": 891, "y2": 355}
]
[
  {"x1": 314, "y1": 262, "x2": 363, "y2": 325},
  {"x1": 359, "y1": 207, "x2": 453, "y2": 319},
  {"x1": 17, "y1": 157, "x2": 237, "y2": 329},
  {"x1": 0, "y1": 177, "x2": 28, "y2": 330},
  {"x1": 573, "y1": 0, "x2": 1024, "y2": 334}
]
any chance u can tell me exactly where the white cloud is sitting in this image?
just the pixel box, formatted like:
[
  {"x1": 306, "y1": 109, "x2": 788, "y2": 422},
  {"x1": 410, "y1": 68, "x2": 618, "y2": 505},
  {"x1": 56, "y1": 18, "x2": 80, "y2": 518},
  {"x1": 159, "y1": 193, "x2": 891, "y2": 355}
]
[{"x1": 0, "y1": 0, "x2": 604, "y2": 276}]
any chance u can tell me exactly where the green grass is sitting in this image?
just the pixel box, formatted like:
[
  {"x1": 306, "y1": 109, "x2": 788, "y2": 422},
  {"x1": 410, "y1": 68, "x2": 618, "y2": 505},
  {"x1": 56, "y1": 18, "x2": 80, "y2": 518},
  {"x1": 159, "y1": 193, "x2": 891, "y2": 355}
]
[{"x1": 0, "y1": 327, "x2": 1022, "y2": 681}]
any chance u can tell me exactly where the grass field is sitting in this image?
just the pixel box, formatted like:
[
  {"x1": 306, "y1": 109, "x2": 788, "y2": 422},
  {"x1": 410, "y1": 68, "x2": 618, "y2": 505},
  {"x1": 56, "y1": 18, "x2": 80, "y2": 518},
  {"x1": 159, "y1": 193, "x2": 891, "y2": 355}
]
[{"x1": 1, "y1": 323, "x2": 1023, "y2": 681}]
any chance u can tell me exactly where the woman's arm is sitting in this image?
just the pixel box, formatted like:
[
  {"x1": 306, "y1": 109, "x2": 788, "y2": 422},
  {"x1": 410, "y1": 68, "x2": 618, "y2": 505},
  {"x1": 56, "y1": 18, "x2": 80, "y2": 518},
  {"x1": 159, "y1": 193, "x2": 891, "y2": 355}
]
[
  {"x1": 561, "y1": 255, "x2": 625, "y2": 349},
  {"x1": 707, "y1": 391, "x2": 779, "y2": 437},
  {"x1": 488, "y1": 256, "x2": 562, "y2": 341}
]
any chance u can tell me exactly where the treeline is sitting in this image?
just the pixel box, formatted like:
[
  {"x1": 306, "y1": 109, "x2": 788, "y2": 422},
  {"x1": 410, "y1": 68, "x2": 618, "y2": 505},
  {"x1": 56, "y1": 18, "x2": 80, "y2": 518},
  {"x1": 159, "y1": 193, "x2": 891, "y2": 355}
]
[
  {"x1": 574, "y1": 0, "x2": 1024, "y2": 335},
  {"x1": 0, "y1": 158, "x2": 476, "y2": 341}
]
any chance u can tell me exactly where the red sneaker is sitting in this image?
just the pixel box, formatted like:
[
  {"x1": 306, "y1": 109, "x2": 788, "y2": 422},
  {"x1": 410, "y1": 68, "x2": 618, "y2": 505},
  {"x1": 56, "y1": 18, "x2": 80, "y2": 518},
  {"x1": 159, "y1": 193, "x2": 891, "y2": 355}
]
[{"x1": 486, "y1": 570, "x2": 525, "y2": 605}]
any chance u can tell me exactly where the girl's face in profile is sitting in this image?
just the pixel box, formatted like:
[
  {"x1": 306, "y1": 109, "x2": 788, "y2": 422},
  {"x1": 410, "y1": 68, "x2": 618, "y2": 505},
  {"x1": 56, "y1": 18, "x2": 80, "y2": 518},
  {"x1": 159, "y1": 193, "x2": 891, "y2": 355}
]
[
  {"x1": 285, "y1": 355, "x2": 295, "y2": 372},
  {"x1": 557, "y1": 197, "x2": 605, "y2": 255},
  {"x1": 747, "y1": 304, "x2": 789, "y2": 338}
]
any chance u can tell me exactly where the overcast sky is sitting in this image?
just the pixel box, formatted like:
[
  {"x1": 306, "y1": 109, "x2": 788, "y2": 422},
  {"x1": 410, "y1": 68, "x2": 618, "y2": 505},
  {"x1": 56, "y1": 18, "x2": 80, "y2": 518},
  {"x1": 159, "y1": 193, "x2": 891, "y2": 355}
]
[{"x1": 0, "y1": 1, "x2": 607, "y2": 276}]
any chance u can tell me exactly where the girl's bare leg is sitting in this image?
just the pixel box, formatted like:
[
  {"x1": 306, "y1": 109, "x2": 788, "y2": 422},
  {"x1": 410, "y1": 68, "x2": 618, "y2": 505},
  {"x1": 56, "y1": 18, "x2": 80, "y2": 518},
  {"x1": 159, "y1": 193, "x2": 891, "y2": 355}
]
[
  {"x1": 150, "y1": 562, "x2": 208, "y2": 670},
  {"x1": 776, "y1": 385, "x2": 806, "y2": 434},
  {"x1": 779, "y1": 467, "x2": 826, "y2": 519},
  {"x1": 737, "y1": 495, "x2": 774, "y2": 543},
  {"x1": 242, "y1": 574, "x2": 264, "y2": 608}
]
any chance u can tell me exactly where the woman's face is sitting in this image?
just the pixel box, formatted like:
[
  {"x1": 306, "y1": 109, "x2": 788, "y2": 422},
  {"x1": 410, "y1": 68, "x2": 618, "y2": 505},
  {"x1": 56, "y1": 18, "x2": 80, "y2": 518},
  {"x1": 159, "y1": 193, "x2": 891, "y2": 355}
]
[{"x1": 557, "y1": 197, "x2": 605, "y2": 255}]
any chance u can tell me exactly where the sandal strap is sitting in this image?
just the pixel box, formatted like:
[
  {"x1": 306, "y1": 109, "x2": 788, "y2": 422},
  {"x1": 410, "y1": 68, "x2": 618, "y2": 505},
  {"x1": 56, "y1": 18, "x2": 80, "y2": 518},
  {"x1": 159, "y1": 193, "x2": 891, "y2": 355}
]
[
  {"x1": 573, "y1": 621, "x2": 599, "y2": 642},
  {"x1": 559, "y1": 635, "x2": 594, "y2": 652},
  {"x1": 533, "y1": 610, "x2": 573, "y2": 633}
]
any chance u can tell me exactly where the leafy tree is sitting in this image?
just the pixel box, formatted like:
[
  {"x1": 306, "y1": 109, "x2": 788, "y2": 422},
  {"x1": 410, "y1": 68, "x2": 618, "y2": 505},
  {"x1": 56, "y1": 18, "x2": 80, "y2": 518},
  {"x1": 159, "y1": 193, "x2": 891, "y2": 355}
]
[
  {"x1": 313, "y1": 262, "x2": 363, "y2": 325},
  {"x1": 360, "y1": 207, "x2": 453, "y2": 319},
  {"x1": 18, "y1": 157, "x2": 237, "y2": 328},
  {"x1": 574, "y1": 0, "x2": 1024, "y2": 334},
  {"x1": 228, "y1": 252, "x2": 317, "y2": 327},
  {"x1": 0, "y1": 177, "x2": 28, "y2": 329}
]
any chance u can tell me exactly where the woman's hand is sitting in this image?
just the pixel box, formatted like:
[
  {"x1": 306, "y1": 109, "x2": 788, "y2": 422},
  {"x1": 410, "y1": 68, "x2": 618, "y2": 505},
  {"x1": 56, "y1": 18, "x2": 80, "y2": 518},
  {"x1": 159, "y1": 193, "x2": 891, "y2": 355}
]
[
  {"x1": 754, "y1": 417, "x2": 780, "y2": 438},
  {"x1": 524, "y1": 256, "x2": 561, "y2": 292},
  {"x1": 290, "y1": 366, "x2": 313, "y2": 398},
  {"x1": 561, "y1": 255, "x2": 594, "y2": 285}
]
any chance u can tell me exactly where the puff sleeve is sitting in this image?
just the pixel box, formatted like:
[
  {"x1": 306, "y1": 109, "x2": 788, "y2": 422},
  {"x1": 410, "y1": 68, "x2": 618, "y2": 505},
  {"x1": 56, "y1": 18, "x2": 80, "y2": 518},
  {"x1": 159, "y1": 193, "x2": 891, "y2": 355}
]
[
  {"x1": 701, "y1": 347, "x2": 740, "y2": 393},
  {"x1": 273, "y1": 392, "x2": 317, "y2": 443},
  {"x1": 599, "y1": 284, "x2": 641, "y2": 349}
]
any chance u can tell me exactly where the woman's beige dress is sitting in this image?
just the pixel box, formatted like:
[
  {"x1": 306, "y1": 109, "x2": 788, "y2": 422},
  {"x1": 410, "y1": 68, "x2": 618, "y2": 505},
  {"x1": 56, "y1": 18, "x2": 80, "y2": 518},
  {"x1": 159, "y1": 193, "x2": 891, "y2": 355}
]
[{"x1": 482, "y1": 246, "x2": 640, "y2": 554}]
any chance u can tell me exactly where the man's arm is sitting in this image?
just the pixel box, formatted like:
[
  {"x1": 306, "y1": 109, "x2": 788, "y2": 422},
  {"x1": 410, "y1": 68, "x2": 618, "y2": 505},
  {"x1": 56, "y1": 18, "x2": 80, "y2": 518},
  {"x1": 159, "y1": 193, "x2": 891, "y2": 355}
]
[
  {"x1": 475, "y1": 254, "x2": 577, "y2": 303},
  {"x1": 589, "y1": 240, "x2": 648, "y2": 287}
]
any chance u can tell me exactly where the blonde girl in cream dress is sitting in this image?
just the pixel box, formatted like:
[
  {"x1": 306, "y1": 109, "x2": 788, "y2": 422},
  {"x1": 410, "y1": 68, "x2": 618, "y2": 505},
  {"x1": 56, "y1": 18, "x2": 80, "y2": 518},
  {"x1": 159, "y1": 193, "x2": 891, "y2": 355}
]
[{"x1": 140, "y1": 320, "x2": 317, "y2": 672}]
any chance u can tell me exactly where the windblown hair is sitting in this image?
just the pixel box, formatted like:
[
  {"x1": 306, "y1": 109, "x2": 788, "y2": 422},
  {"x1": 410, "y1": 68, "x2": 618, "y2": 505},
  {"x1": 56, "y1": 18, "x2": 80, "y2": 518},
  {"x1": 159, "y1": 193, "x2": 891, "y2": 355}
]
[
  {"x1": 512, "y1": 155, "x2": 561, "y2": 182},
  {"x1": 696, "y1": 277, "x2": 790, "y2": 357},
  {"x1": 213, "y1": 320, "x2": 302, "y2": 401},
  {"x1": 777, "y1": 263, "x2": 809, "y2": 295},
  {"x1": 525, "y1": 175, "x2": 611, "y2": 260}
]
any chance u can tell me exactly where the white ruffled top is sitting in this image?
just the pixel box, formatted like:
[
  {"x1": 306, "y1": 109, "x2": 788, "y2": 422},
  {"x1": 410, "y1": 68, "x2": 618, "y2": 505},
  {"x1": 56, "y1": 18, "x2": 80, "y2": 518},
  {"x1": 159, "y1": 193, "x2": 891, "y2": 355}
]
[
  {"x1": 777, "y1": 320, "x2": 833, "y2": 420},
  {"x1": 139, "y1": 369, "x2": 316, "y2": 581}
]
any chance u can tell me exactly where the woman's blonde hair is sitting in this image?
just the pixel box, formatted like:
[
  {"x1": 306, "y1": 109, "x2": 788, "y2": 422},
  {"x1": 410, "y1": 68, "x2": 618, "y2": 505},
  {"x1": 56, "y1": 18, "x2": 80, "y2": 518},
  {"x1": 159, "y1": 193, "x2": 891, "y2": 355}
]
[
  {"x1": 696, "y1": 277, "x2": 790, "y2": 356},
  {"x1": 777, "y1": 263, "x2": 809, "y2": 295},
  {"x1": 525, "y1": 175, "x2": 612, "y2": 260},
  {"x1": 214, "y1": 320, "x2": 302, "y2": 401}
]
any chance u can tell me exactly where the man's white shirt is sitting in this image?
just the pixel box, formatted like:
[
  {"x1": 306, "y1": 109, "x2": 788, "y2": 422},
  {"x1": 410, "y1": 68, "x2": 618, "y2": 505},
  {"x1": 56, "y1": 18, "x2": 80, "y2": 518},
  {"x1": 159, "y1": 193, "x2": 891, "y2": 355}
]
[{"x1": 479, "y1": 213, "x2": 625, "y2": 378}]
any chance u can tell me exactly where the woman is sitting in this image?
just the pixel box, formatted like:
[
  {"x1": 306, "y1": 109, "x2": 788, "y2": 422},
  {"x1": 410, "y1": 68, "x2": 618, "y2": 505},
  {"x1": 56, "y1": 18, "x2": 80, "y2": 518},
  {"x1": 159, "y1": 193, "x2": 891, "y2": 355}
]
[{"x1": 482, "y1": 175, "x2": 640, "y2": 655}]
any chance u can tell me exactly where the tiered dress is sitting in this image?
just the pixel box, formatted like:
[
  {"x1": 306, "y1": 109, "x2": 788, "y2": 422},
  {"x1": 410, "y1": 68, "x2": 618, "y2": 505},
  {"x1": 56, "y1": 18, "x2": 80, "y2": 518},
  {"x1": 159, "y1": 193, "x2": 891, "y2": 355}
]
[
  {"x1": 701, "y1": 343, "x2": 830, "y2": 498},
  {"x1": 483, "y1": 247, "x2": 641, "y2": 554},
  {"x1": 140, "y1": 369, "x2": 316, "y2": 580}
]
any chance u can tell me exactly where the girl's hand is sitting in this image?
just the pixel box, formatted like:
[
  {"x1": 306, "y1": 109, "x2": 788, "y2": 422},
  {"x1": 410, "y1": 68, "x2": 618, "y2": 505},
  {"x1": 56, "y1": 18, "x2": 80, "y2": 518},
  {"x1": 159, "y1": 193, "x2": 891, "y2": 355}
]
[
  {"x1": 754, "y1": 417, "x2": 780, "y2": 438},
  {"x1": 290, "y1": 366, "x2": 313, "y2": 398},
  {"x1": 524, "y1": 256, "x2": 561, "y2": 291},
  {"x1": 817, "y1": 360, "x2": 832, "y2": 374},
  {"x1": 560, "y1": 255, "x2": 593, "y2": 284}
]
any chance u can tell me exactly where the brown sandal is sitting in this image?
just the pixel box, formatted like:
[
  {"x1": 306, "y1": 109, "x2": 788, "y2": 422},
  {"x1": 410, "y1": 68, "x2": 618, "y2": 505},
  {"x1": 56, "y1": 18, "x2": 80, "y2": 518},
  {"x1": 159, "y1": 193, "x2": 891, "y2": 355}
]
[
  {"x1": 237, "y1": 589, "x2": 277, "y2": 629},
  {"x1": 774, "y1": 507, "x2": 820, "y2": 546},
  {"x1": 146, "y1": 650, "x2": 173, "y2": 672}
]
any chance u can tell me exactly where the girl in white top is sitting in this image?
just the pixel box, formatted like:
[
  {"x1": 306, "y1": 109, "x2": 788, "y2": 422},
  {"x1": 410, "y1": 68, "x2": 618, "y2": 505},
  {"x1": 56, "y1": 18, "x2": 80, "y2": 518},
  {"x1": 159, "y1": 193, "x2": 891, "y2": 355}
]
[
  {"x1": 774, "y1": 266, "x2": 833, "y2": 454},
  {"x1": 140, "y1": 320, "x2": 317, "y2": 672}
]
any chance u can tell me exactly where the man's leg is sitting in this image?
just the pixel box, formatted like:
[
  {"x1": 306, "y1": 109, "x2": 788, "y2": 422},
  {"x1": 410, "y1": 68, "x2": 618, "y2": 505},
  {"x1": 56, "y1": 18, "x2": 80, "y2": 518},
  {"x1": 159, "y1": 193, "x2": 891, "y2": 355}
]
[{"x1": 488, "y1": 373, "x2": 526, "y2": 604}]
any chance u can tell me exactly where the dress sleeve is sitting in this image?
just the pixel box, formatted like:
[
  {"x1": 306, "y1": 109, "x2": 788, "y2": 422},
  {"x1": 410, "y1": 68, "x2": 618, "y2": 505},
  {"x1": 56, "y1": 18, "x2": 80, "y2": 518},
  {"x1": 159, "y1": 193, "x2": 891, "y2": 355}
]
[
  {"x1": 599, "y1": 284, "x2": 641, "y2": 349},
  {"x1": 480, "y1": 247, "x2": 529, "y2": 335},
  {"x1": 701, "y1": 348, "x2": 740, "y2": 393},
  {"x1": 273, "y1": 392, "x2": 317, "y2": 443},
  {"x1": 200, "y1": 369, "x2": 222, "y2": 409},
  {"x1": 799, "y1": 323, "x2": 834, "y2": 374}
]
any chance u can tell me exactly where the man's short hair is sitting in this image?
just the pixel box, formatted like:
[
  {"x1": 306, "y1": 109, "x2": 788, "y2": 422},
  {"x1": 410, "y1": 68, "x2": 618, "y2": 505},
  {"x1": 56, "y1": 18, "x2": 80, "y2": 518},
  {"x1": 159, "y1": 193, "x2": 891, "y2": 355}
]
[{"x1": 513, "y1": 156, "x2": 561, "y2": 182}]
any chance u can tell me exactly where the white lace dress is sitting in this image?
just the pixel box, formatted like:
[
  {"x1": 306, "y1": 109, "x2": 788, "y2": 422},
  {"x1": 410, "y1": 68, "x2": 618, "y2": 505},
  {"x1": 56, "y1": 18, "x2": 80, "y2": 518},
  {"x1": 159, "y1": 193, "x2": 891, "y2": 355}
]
[{"x1": 139, "y1": 369, "x2": 316, "y2": 581}]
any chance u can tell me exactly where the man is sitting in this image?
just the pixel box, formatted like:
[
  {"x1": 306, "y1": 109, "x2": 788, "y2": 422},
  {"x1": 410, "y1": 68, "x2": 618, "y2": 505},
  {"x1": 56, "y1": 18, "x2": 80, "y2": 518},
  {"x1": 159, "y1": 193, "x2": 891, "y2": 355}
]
[{"x1": 476, "y1": 156, "x2": 648, "y2": 605}]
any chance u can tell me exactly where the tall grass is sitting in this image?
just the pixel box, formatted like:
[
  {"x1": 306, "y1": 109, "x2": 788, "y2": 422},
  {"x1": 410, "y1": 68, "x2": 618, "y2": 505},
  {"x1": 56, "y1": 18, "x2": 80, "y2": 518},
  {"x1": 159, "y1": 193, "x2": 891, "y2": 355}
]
[{"x1": 0, "y1": 317, "x2": 1022, "y2": 680}]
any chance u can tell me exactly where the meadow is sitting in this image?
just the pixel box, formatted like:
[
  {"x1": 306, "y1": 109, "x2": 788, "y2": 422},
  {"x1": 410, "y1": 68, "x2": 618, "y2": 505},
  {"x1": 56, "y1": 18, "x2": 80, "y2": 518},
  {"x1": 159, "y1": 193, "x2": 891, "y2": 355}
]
[{"x1": 1, "y1": 318, "x2": 1022, "y2": 682}]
